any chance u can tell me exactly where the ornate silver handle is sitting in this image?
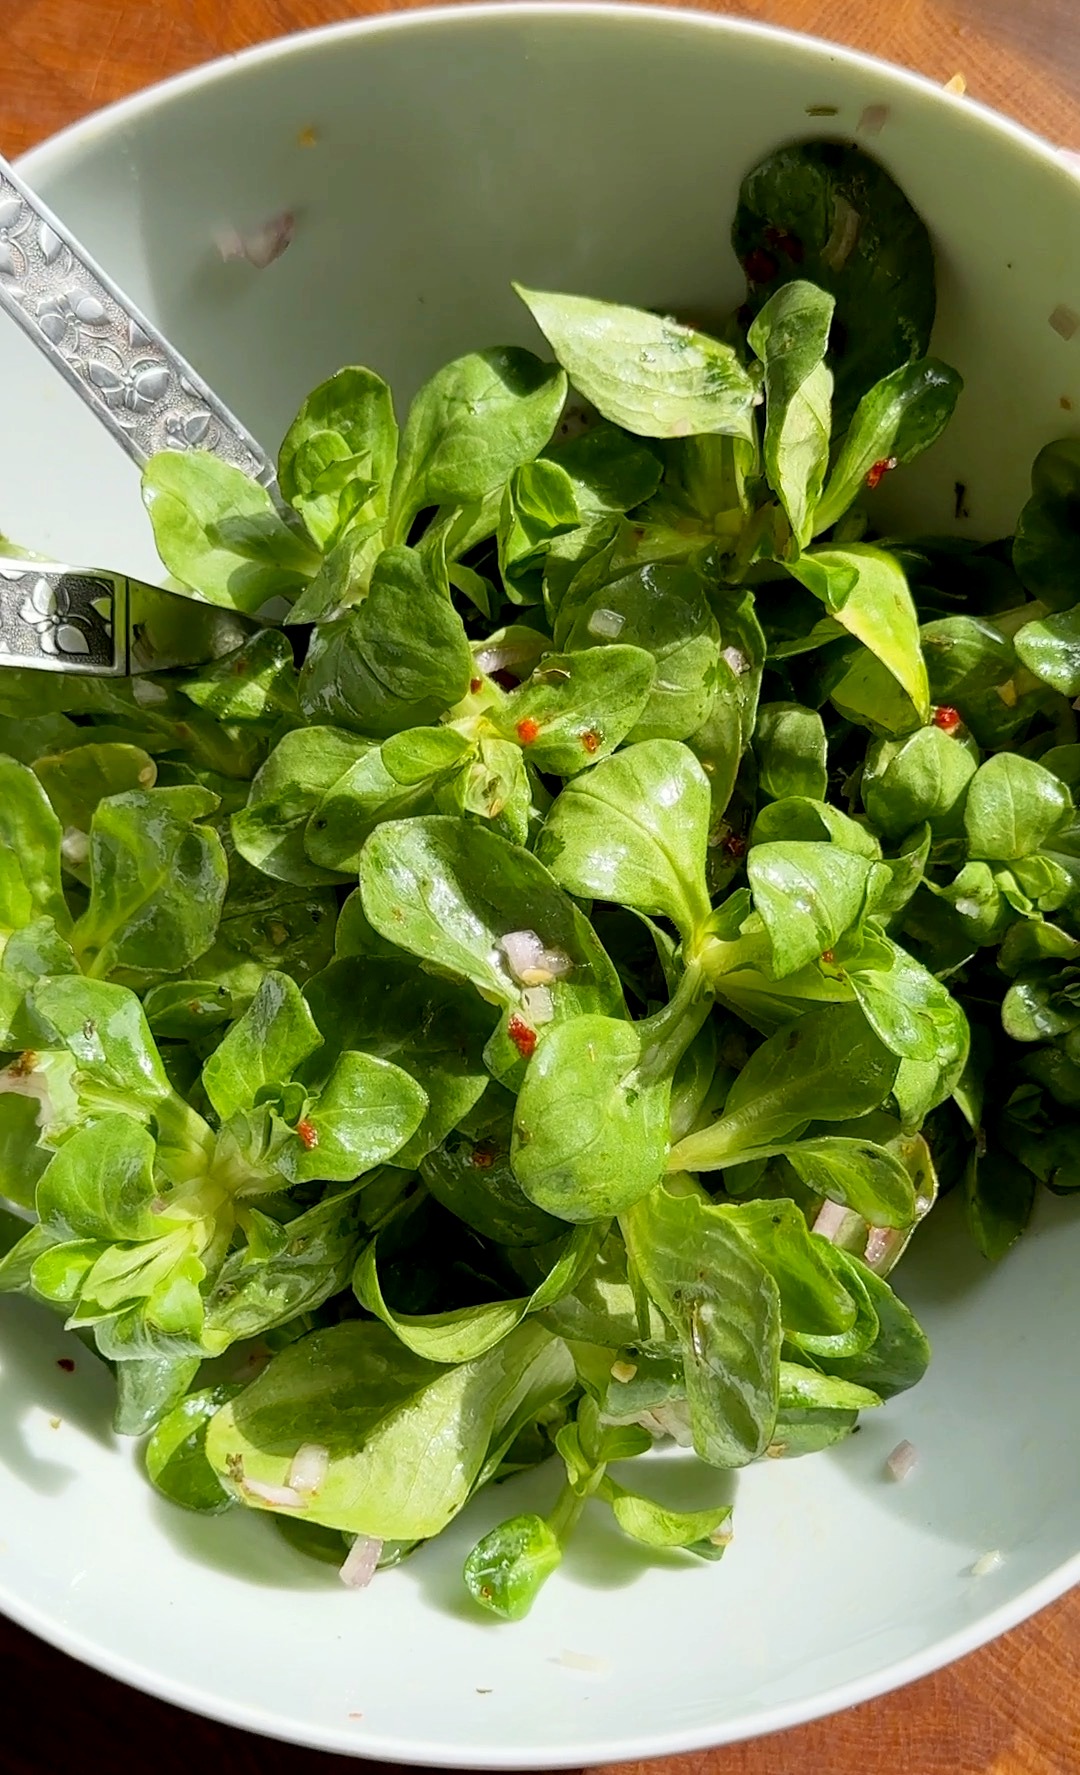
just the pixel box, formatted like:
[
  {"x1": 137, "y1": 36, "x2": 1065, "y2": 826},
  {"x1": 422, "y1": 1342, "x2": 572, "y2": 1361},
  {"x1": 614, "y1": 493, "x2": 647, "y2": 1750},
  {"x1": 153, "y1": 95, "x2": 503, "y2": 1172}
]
[
  {"x1": 0, "y1": 154, "x2": 277, "y2": 489},
  {"x1": 0, "y1": 558, "x2": 250, "y2": 677}
]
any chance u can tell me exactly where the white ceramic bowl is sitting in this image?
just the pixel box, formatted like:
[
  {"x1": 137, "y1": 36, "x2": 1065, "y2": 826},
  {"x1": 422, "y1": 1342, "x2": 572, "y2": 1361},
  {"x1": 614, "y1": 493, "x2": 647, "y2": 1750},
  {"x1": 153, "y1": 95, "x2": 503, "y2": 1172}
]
[{"x1": 1, "y1": 7, "x2": 1078, "y2": 1762}]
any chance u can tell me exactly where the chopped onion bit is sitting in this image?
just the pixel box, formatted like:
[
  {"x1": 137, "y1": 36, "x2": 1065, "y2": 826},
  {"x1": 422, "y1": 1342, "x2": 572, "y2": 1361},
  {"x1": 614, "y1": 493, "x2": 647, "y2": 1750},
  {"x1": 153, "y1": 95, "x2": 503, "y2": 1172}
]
[
  {"x1": 587, "y1": 607, "x2": 625, "y2": 639},
  {"x1": 885, "y1": 1439, "x2": 919, "y2": 1482},
  {"x1": 340, "y1": 1534, "x2": 383, "y2": 1589},
  {"x1": 287, "y1": 1442, "x2": 329, "y2": 1497},
  {"x1": 554, "y1": 1649, "x2": 612, "y2": 1674},
  {"x1": 501, "y1": 929, "x2": 572, "y2": 986},
  {"x1": 970, "y1": 1549, "x2": 1003, "y2": 1578},
  {"x1": 520, "y1": 985, "x2": 555, "y2": 1025},
  {"x1": 242, "y1": 1477, "x2": 306, "y2": 1508}
]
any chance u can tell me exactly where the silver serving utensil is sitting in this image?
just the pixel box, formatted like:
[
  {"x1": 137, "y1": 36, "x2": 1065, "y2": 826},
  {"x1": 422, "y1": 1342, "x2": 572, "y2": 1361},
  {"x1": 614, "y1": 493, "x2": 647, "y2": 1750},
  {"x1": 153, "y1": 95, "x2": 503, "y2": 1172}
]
[{"x1": 0, "y1": 151, "x2": 277, "y2": 675}]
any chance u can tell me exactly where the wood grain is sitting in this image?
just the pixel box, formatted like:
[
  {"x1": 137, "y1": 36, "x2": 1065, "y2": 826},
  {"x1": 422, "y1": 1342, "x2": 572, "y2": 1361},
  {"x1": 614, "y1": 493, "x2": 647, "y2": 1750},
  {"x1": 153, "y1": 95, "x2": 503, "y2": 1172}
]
[{"x1": 0, "y1": 1, "x2": 1078, "y2": 1770}]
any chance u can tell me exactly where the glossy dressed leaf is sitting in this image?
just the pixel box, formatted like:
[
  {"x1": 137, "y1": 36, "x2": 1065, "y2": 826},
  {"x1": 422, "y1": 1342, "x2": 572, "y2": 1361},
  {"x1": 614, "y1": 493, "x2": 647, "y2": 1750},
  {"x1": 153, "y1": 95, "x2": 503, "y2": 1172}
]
[
  {"x1": 805, "y1": 1247, "x2": 931, "y2": 1398},
  {"x1": 754, "y1": 703, "x2": 827, "y2": 802},
  {"x1": 621, "y1": 1185, "x2": 781, "y2": 1466},
  {"x1": 274, "y1": 1050, "x2": 427, "y2": 1184},
  {"x1": 388, "y1": 347, "x2": 566, "y2": 539},
  {"x1": 201, "y1": 1190, "x2": 366, "y2": 1352},
  {"x1": 601, "y1": 1478, "x2": 731, "y2": 1557},
  {"x1": 358, "y1": 815, "x2": 623, "y2": 1016},
  {"x1": 72, "y1": 786, "x2": 228, "y2": 978},
  {"x1": 29, "y1": 974, "x2": 171, "y2": 1109},
  {"x1": 515, "y1": 286, "x2": 758, "y2": 441},
  {"x1": 0, "y1": 755, "x2": 69, "y2": 937},
  {"x1": 538, "y1": 741, "x2": 712, "y2": 942},
  {"x1": 963, "y1": 753, "x2": 1071, "y2": 861},
  {"x1": 141, "y1": 451, "x2": 316, "y2": 611},
  {"x1": 563, "y1": 564, "x2": 721, "y2": 742},
  {"x1": 177, "y1": 631, "x2": 299, "y2": 724},
  {"x1": 512, "y1": 1016, "x2": 671, "y2": 1222},
  {"x1": 232, "y1": 726, "x2": 369, "y2": 885},
  {"x1": 778, "y1": 1136, "x2": 916, "y2": 1226},
  {"x1": 435, "y1": 734, "x2": 532, "y2": 848},
  {"x1": 353, "y1": 1220, "x2": 604, "y2": 1362},
  {"x1": 794, "y1": 544, "x2": 930, "y2": 721},
  {"x1": 815, "y1": 359, "x2": 962, "y2": 534},
  {"x1": 732, "y1": 139, "x2": 936, "y2": 428},
  {"x1": 670, "y1": 1004, "x2": 897, "y2": 1169},
  {"x1": 497, "y1": 459, "x2": 581, "y2": 602},
  {"x1": 205, "y1": 1317, "x2": 569, "y2": 1539},
  {"x1": 464, "y1": 1513, "x2": 564, "y2": 1619},
  {"x1": 145, "y1": 1385, "x2": 238, "y2": 1514},
  {"x1": 114, "y1": 1353, "x2": 203, "y2": 1437},
  {"x1": 303, "y1": 957, "x2": 491, "y2": 1168},
  {"x1": 748, "y1": 279, "x2": 834, "y2": 546},
  {"x1": 202, "y1": 971, "x2": 322, "y2": 1120},
  {"x1": 750, "y1": 796, "x2": 880, "y2": 857},
  {"x1": 862, "y1": 725, "x2": 977, "y2": 841},
  {"x1": 963, "y1": 1145, "x2": 1036, "y2": 1261},
  {"x1": 299, "y1": 545, "x2": 472, "y2": 738},
  {"x1": 303, "y1": 744, "x2": 440, "y2": 874},
  {"x1": 747, "y1": 841, "x2": 875, "y2": 978},
  {"x1": 1013, "y1": 439, "x2": 1080, "y2": 609},
  {"x1": 492, "y1": 646, "x2": 656, "y2": 776},
  {"x1": 35, "y1": 1114, "x2": 164, "y2": 1244},
  {"x1": 1013, "y1": 601, "x2": 1080, "y2": 696},
  {"x1": 847, "y1": 936, "x2": 969, "y2": 1069},
  {"x1": 32, "y1": 743, "x2": 157, "y2": 834}
]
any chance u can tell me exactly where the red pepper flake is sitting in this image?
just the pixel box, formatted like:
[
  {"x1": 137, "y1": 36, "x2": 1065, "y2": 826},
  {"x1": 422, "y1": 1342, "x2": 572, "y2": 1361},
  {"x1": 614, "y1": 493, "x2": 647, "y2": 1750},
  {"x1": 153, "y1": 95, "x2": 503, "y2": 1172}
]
[
  {"x1": 743, "y1": 247, "x2": 778, "y2": 284},
  {"x1": 469, "y1": 677, "x2": 483, "y2": 694},
  {"x1": 295, "y1": 1118, "x2": 319, "y2": 1151},
  {"x1": 933, "y1": 705, "x2": 962, "y2": 733},
  {"x1": 57, "y1": 1357, "x2": 75, "y2": 1373},
  {"x1": 507, "y1": 1015, "x2": 537, "y2": 1060},
  {"x1": 470, "y1": 1143, "x2": 496, "y2": 1169},
  {"x1": 723, "y1": 832, "x2": 748, "y2": 858},
  {"x1": 820, "y1": 949, "x2": 836, "y2": 964},
  {"x1": 516, "y1": 718, "x2": 541, "y2": 746},
  {"x1": 865, "y1": 456, "x2": 899, "y2": 491},
  {"x1": 581, "y1": 728, "x2": 601, "y2": 755}
]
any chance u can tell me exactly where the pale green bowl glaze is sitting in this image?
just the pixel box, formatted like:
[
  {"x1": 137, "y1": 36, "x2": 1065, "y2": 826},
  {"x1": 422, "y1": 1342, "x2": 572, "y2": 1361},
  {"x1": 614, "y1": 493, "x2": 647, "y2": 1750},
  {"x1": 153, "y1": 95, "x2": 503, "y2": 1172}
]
[{"x1": 0, "y1": 7, "x2": 1077, "y2": 1762}]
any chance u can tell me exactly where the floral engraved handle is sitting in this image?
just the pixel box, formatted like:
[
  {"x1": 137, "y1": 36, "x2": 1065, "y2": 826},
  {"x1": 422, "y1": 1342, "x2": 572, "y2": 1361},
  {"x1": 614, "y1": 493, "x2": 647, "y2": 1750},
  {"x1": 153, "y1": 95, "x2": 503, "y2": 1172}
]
[
  {"x1": 0, "y1": 562, "x2": 127, "y2": 674},
  {"x1": 0, "y1": 155, "x2": 277, "y2": 488}
]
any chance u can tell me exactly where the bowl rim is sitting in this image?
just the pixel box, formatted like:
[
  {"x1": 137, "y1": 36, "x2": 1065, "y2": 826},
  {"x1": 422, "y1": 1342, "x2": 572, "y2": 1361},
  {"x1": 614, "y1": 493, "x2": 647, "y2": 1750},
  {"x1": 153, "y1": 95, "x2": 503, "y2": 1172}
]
[{"x1": 7, "y1": 2, "x2": 1080, "y2": 1762}]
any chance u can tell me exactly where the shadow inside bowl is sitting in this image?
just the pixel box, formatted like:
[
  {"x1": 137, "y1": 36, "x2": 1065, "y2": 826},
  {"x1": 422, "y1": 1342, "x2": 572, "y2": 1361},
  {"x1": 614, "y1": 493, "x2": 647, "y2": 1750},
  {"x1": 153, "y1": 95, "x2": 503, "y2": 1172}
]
[{"x1": 0, "y1": 1295, "x2": 116, "y2": 1494}]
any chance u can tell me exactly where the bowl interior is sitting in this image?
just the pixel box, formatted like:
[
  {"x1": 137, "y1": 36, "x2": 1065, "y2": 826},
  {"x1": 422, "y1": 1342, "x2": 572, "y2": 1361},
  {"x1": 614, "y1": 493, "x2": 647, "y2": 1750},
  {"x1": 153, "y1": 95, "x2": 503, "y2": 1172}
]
[{"x1": 1, "y1": 7, "x2": 1078, "y2": 1763}]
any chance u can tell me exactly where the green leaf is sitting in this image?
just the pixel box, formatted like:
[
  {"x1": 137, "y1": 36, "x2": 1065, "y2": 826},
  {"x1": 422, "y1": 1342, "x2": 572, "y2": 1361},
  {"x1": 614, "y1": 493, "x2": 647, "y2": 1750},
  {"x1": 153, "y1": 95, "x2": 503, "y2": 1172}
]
[
  {"x1": 72, "y1": 787, "x2": 228, "y2": 978},
  {"x1": 777, "y1": 1137, "x2": 916, "y2": 1226},
  {"x1": 36, "y1": 1115, "x2": 165, "y2": 1243},
  {"x1": 202, "y1": 971, "x2": 322, "y2": 1120},
  {"x1": 794, "y1": 545, "x2": 930, "y2": 722},
  {"x1": 601, "y1": 1477, "x2": 732, "y2": 1557},
  {"x1": 141, "y1": 451, "x2": 316, "y2": 611},
  {"x1": 754, "y1": 703, "x2": 828, "y2": 802},
  {"x1": 492, "y1": 646, "x2": 656, "y2": 776},
  {"x1": 512, "y1": 1016, "x2": 671, "y2": 1221},
  {"x1": 747, "y1": 841, "x2": 876, "y2": 977},
  {"x1": 669, "y1": 1005, "x2": 898, "y2": 1169},
  {"x1": 847, "y1": 935, "x2": 969, "y2": 1069},
  {"x1": 621, "y1": 1185, "x2": 780, "y2": 1466},
  {"x1": 497, "y1": 459, "x2": 581, "y2": 602},
  {"x1": 732, "y1": 139, "x2": 936, "y2": 428},
  {"x1": 176, "y1": 631, "x2": 299, "y2": 724},
  {"x1": 815, "y1": 359, "x2": 962, "y2": 534},
  {"x1": 862, "y1": 725, "x2": 977, "y2": 840},
  {"x1": 751, "y1": 797, "x2": 880, "y2": 857},
  {"x1": 32, "y1": 743, "x2": 157, "y2": 834},
  {"x1": 546, "y1": 422, "x2": 662, "y2": 513},
  {"x1": 0, "y1": 756, "x2": 69, "y2": 937},
  {"x1": 273, "y1": 1050, "x2": 427, "y2": 1183},
  {"x1": 463, "y1": 1512, "x2": 564, "y2": 1619},
  {"x1": 353, "y1": 1220, "x2": 604, "y2": 1362},
  {"x1": 303, "y1": 743, "x2": 440, "y2": 874},
  {"x1": 1013, "y1": 601, "x2": 1080, "y2": 696},
  {"x1": 232, "y1": 726, "x2": 370, "y2": 885},
  {"x1": 963, "y1": 753, "x2": 1071, "y2": 861},
  {"x1": 538, "y1": 741, "x2": 712, "y2": 942},
  {"x1": 388, "y1": 347, "x2": 566, "y2": 540},
  {"x1": 303, "y1": 957, "x2": 490, "y2": 1168},
  {"x1": 145, "y1": 1385, "x2": 238, "y2": 1513},
  {"x1": 358, "y1": 815, "x2": 623, "y2": 1016},
  {"x1": 114, "y1": 1353, "x2": 203, "y2": 1437},
  {"x1": 278, "y1": 366, "x2": 398, "y2": 550},
  {"x1": 515, "y1": 287, "x2": 759, "y2": 441},
  {"x1": 299, "y1": 545, "x2": 472, "y2": 737},
  {"x1": 1013, "y1": 439, "x2": 1080, "y2": 609},
  {"x1": 205, "y1": 1317, "x2": 570, "y2": 1538},
  {"x1": 201, "y1": 1189, "x2": 366, "y2": 1352},
  {"x1": 29, "y1": 975, "x2": 171, "y2": 1110},
  {"x1": 801, "y1": 1247, "x2": 930, "y2": 1398},
  {"x1": 562, "y1": 564, "x2": 722, "y2": 742},
  {"x1": 748, "y1": 279, "x2": 834, "y2": 546},
  {"x1": 963, "y1": 1145, "x2": 1036, "y2": 1260}
]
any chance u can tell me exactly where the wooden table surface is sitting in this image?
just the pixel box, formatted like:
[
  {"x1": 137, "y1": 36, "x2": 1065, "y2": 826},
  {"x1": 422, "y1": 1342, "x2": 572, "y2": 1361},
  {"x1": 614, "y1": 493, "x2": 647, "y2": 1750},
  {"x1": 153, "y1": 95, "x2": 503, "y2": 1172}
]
[{"x1": 3, "y1": 0, "x2": 1079, "y2": 1769}]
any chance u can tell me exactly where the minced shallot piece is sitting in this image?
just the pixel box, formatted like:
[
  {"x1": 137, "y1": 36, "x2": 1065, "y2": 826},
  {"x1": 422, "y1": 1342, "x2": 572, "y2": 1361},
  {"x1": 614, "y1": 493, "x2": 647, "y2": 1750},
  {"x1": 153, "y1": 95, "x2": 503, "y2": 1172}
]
[
  {"x1": 215, "y1": 211, "x2": 295, "y2": 270},
  {"x1": 500, "y1": 929, "x2": 572, "y2": 987},
  {"x1": 520, "y1": 985, "x2": 555, "y2": 1025},
  {"x1": 242, "y1": 1477, "x2": 305, "y2": 1508},
  {"x1": 971, "y1": 1549, "x2": 1004, "y2": 1578},
  {"x1": 287, "y1": 1442, "x2": 329, "y2": 1497},
  {"x1": 587, "y1": 607, "x2": 625, "y2": 640},
  {"x1": 812, "y1": 1198, "x2": 850, "y2": 1241},
  {"x1": 885, "y1": 1439, "x2": 919, "y2": 1482},
  {"x1": 339, "y1": 1535, "x2": 384, "y2": 1589},
  {"x1": 554, "y1": 1649, "x2": 612, "y2": 1674}
]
